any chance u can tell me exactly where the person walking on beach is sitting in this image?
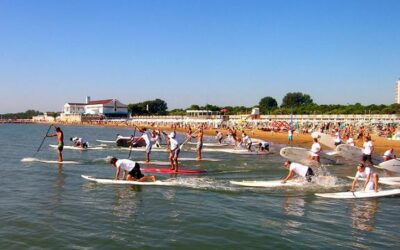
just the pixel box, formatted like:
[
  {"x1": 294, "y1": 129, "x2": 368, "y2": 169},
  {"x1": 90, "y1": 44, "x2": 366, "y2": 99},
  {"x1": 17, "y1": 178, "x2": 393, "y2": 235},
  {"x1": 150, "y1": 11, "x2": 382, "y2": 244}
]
[
  {"x1": 282, "y1": 160, "x2": 314, "y2": 183},
  {"x1": 109, "y1": 157, "x2": 155, "y2": 182},
  {"x1": 288, "y1": 128, "x2": 294, "y2": 144},
  {"x1": 47, "y1": 126, "x2": 64, "y2": 162},
  {"x1": 362, "y1": 136, "x2": 374, "y2": 165},
  {"x1": 310, "y1": 138, "x2": 321, "y2": 163},
  {"x1": 131, "y1": 126, "x2": 153, "y2": 163},
  {"x1": 350, "y1": 163, "x2": 379, "y2": 192}
]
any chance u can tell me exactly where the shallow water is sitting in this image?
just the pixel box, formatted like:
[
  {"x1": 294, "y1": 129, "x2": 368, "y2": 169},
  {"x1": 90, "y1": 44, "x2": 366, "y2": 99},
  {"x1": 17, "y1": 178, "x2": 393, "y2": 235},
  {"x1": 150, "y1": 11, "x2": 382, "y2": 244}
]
[{"x1": 1, "y1": 124, "x2": 399, "y2": 249}]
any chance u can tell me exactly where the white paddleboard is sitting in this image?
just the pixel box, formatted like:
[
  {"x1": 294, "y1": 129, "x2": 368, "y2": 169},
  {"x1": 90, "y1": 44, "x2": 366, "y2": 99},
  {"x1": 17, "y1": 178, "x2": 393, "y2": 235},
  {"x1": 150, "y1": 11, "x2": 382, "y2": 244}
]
[
  {"x1": 21, "y1": 157, "x2": 79, "y2": 164},
  {"x1": 335, "y1": 144, "x2": 383, "y2": 163},
  {"x1": 96, "y1": 139, "x2": 116, "y2": 144},
  {"x1": 81, "y1": 175, "x2": 176, "y2": 186},
  {"x1": 201, "y1": 148, "x2": 268, "y2": 155},
  {"x1": 279, "y1": 146, "x2": 336, "y2": 165},
  {"x1": 49, "y1": 145, "x2": 104, "y2": 150},
  {"x1": 187, "y1": 142, "x2": 229, "y2": 147},
  {"x1": 137, "y1": 161, "x2": 171, "y2": 166},
  {"x1": 315, "y1": 189, "x2": 400, "y2": 199},
  {"x1": 116, "y1": 147, "x2": 168, "y2": 152},
  {"x1": 376, "y1": 159, "x2": 400, "y2": 173},
  {"x1": 312, "y1": 132, "x2": 336, "y2": 149},
  {"x1": 346, "y1": 176, "x2": 400, "y2": 186},
  {"x1": 230, "y1": 180, "x2": 306, "y2": 188}
]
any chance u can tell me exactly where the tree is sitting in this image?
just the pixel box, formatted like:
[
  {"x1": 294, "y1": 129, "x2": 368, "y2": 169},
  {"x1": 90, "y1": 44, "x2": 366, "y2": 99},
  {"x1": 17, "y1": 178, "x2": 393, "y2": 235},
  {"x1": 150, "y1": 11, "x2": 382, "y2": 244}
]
[
  {"x1": 259, "y1": 96, "x2": 278, "y2": 114},
  {"x1": 281, "y1": 92, "x2": 313, "y2": 107}
]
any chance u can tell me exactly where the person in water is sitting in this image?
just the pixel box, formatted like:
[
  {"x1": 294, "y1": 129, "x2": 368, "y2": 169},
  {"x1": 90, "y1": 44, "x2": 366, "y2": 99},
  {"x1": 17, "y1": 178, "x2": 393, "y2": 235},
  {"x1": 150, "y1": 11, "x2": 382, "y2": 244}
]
[
  {"x1": 47, "y1": 126, "x2": 64, "y2": 162},
  {"x1": 282, "y1": 160, "x2": 314, "y2": 183},
  {"x1": 109, "y1": 157, "x2": 155, "y2": 182},
  {"x1": 351, "y1": 163, "x2": 379, "y2": 192}
]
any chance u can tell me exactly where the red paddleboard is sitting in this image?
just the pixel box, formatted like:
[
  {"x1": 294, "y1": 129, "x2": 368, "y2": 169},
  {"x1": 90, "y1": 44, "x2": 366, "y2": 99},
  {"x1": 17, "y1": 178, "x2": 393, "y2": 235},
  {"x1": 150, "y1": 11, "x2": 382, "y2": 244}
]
[{"x1": 141, "y1": 167, "x2": 206, "y2": 174}]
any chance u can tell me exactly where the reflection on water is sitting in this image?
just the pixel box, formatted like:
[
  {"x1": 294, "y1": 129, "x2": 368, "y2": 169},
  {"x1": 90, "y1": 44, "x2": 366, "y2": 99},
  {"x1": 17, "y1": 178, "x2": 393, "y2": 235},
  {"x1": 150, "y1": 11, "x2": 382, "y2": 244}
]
[
  {"x1": 350, "y1": 199, "x2": 379, "y2": 232},
  {"x1": 282, "y1": 195, "x2": 306, "y2": 235},
  {"x1": 112, "y1": 187, "x2": 141, "y2": 220}
]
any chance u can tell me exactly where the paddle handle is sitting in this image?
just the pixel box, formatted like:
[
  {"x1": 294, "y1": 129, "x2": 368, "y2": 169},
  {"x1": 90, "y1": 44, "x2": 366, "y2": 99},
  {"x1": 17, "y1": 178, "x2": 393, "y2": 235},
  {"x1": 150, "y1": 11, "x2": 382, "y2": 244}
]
[{"x1": 34, "y1": 124, "x2": 53, "y2": 156}]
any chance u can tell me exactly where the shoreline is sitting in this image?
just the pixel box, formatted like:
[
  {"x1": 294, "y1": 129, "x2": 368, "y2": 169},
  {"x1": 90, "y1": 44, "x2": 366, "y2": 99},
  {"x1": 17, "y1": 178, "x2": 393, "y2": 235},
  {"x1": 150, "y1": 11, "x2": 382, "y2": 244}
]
[{"x1": 28, "y1": 121, "x2": 397, "y2": 155}]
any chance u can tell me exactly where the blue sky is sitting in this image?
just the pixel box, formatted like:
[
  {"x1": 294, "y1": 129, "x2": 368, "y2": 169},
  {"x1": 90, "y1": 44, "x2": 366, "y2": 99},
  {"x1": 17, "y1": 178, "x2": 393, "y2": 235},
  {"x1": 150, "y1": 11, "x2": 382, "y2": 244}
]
[{"x1": 0, "y1": 0, "x2": 399, "y2": 113}]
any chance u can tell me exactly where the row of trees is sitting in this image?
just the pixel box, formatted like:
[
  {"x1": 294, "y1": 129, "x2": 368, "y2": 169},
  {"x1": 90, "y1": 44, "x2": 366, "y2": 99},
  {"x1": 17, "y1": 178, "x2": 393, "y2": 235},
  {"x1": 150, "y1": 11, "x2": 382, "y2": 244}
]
[{"x1": 126, "y1": 93, "x2": 400, "y2": 116}]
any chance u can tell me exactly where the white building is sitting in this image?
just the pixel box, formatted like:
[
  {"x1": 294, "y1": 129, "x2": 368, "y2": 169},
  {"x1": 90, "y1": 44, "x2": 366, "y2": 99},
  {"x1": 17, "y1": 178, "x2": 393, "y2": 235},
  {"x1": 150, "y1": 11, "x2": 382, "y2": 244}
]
[
  {"x1": 62, "y1": 96, "x2": 128, "y2": 118},
  {"x1": 396, "y1": 79, "x2": 400, "y2": 104}
]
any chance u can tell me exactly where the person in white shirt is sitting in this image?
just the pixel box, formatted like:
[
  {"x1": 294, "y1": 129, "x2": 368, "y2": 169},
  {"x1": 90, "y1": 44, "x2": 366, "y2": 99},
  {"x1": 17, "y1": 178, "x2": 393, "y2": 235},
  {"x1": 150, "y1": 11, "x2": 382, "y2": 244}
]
[
  {"x1": 131, "y1": 127, "x2": 153, "y2": 163},
  {"x1": 162, "y1": 131, "x2": 180, "y2": 172},
  {"x1": 346, "y1": 137, "x2": 355, "y2": 146},
  {"x1": 282, "y1": 160, "x2": 314, "y2": 183},
  {"x1": 70, "y1": 137, "x2": 88, "y2": 148},
  {"x1": 351, "y1": 163, "x2": 379, "y2": 192},
  {"x1": 383, "y1": 148, "x2": 396, "y2": 161},
  {"x1": 215, "y1": 131, "x2": 224, "y2": 144},
  {"x1": 258, "y1": 141, "x2": 270, "y2": 152},
  {"x1": 310, "y1": 138, "x2": 321, "y2": 163},
  {"x1": 242, "y1": 132, "x2": 252, "y2": 151},
  {"x1": 109, "y1": 157, "x2": 155, "y2": 182},
  {"x1": 362, "y1": 136, "x2": 374, "y2": 165},
  {"x1": 334, "y1": 129, "x2": 342, "y2": 146}
]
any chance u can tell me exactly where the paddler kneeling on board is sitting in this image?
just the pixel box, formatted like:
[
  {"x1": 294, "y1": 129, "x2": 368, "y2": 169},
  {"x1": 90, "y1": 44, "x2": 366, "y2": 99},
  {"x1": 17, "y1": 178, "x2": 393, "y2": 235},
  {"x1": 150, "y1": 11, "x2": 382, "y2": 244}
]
[
  {"x1": 282, "y1": 160, "x2": 314, "y2": 183},
  {"x1": 109, "y1": 157, "x2": 156, "y2": 182},
  {"x1": 350, "y1": 163, "x2": 379, "y2": 192}
]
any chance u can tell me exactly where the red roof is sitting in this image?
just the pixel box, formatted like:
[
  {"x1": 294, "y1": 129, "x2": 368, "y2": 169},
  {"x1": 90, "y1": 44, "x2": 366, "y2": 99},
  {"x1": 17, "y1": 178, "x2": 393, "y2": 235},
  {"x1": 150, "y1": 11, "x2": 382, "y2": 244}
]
[{"x1": 87, "y1": 99, "x2": 114, "y2": 105}]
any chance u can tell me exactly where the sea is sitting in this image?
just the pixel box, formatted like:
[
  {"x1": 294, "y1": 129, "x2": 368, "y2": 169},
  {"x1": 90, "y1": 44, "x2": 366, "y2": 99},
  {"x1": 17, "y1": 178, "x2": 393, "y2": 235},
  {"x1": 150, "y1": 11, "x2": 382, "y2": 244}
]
[{"x1": 0, "y1": 124, "x2": 399, "y2": 249}]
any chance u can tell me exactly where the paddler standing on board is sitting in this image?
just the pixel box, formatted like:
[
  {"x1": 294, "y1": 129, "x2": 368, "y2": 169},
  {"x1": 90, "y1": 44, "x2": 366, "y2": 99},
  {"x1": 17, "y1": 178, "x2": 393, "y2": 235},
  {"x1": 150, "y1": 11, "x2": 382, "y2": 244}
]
[
  {"x1": 242, "y1": 132, "x2": 253, "y2": 151},
  {"x1": 47, "y1": 126, "x2": 64, "y2": 162},
  {"x1": 193, "y1": 127, "x2": 204, "y2": 160},
  {"x1": 162, "y1": 131, "x2": 180, "y2": 172},
  {"x1": 131, "y1": 126, "x2": 153, "y2": 163},
  {"x1": 350, "y1": 163, "x2": 379, "y2": 192},
  {"x1": 109, "y1": 157, "x2": 155, "y2": 182},
  {"x1": 282, "y1": 160, "x2": 314, "y2": 183},
  {"x1": 310, "y1": 138, "x2": 321, "y2": 163}
]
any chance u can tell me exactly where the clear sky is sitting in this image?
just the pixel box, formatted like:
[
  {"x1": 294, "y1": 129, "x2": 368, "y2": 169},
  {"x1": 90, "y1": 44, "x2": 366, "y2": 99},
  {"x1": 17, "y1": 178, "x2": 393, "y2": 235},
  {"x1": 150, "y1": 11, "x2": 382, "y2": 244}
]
[{"x1": 0, "y1": 0, "x2": 399, "y2": 113}]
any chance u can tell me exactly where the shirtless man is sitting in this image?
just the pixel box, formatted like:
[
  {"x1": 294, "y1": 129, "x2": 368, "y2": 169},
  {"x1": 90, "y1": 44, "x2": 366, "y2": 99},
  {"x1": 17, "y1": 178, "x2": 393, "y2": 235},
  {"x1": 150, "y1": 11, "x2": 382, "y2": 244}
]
[
  {"x1": 310, "y1": 138, "x2": 321, "y2": 163},
  {"x1": 351, "y1": 163, "x2": 379, "y2": 192},
  {"x1": 109, "y1": 157, "x2": 155, "y2": 182},
  {"x1": 47, "y1": 126, "x2": 64, "y2": 162},
  {"x1": 193, "y1": 127, "x2": 204, "y2": 160}
]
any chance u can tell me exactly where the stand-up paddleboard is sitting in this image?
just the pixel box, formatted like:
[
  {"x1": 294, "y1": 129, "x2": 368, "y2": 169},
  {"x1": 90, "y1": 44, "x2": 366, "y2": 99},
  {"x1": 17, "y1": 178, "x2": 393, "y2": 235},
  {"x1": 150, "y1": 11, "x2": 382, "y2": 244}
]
[
  {"x1": 280, "y1": 147, "x2": 336, "y2": 165},
  {"x1": 346, "y1": 176, "x2": 400, "y2": 186},
  {"x1": 375, "y1": 159, "x2": 400, "y2": 173},
  {"x1": 137, "y1": 161, "x2": 171, "y2": 166},
  {"x1": 335, "y1": 144, "x2": 383, "y2": 163},
  {"x1": 81, "y1": 175, "x2": 176, "y2": 186},
  {"x1": 141, "y1": 167, "x2": 206, "y2": 174},
  {"x1": 312, "y1": 132, "x2": 336, "y2": 149},
  {"x1": 230, "y1": 180, "x2": 306, "y2": 188},
  {"x1": 96, "y1": 139, "x2": 115, "y2": 144},
  {"x1": 315, "y1": 189, "x2": 400, "y2": 199},
  {"x1": 21, "y1": 157, "x2": 79, "y2": 164},
  {"x1": 116, "y1": 147, "x2": 168, "y2": 152},
  {"x1": 179, "y1": 157, "x2": 221, "y2": 162},
  {"x1": 49, "y1": 145, "x2": 104, "y2": 150},
  {"x1": 200, "y1": 148, "x2": 268, "y2": 155},
  {"x1": 187, "y1": 142, "x2": 229, "y2": 147}
]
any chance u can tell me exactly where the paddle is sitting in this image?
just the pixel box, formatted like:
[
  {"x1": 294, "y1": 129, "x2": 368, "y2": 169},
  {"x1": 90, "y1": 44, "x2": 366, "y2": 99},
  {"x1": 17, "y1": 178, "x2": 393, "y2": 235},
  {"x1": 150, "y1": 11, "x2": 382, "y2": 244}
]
[
  {"x1": 34, "y1": 124, "x2": 53, "y2": 156},
  {"x1": 128, "y1": 126, "x2": 137, "y2": 159},
  {"x1": 179, "y1": 127, "x2": 201, "y2": 150}
]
